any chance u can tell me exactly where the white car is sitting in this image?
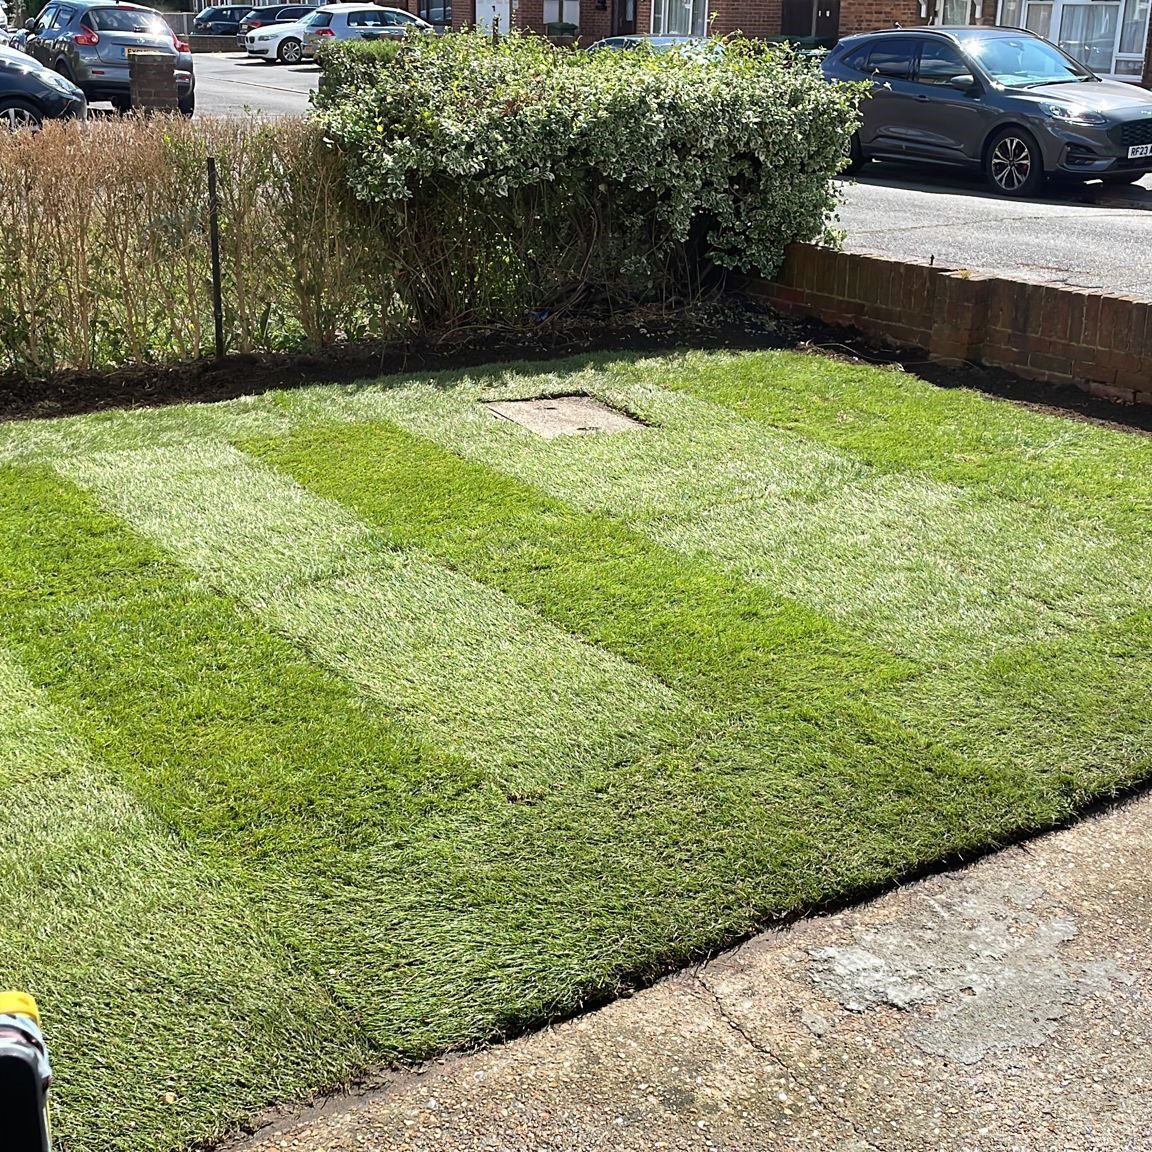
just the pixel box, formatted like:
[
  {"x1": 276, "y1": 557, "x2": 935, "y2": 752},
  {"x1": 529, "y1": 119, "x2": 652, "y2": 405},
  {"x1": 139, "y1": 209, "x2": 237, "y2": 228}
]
[{"x1": 244, "y1": 15, "x2": 314, "y2": 64}]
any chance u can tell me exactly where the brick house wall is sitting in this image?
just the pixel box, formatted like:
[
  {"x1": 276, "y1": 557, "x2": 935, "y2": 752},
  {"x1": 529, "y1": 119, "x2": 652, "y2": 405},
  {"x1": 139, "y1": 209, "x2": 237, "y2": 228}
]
[
  {"x1": 837, "y1": 0, "x2": 922, "y2": 36},
  {"x1": 451, "y1": 0, "x2": 1150, "y2": 64}
]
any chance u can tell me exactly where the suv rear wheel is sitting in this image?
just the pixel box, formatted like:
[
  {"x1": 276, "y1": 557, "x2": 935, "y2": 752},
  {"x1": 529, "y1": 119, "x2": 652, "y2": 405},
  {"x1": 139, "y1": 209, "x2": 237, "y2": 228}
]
[
  {"x1": 985, "y1": 127, "x2": 1044, "y2": 197},
  {"x1": 843, "y1": 131, "x2": 864, "y2": 177}
]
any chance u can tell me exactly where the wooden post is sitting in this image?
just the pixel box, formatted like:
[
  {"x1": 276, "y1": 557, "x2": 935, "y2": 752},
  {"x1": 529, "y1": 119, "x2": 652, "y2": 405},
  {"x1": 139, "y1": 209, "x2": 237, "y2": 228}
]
[{"x1": 207, "y1": 157, "x2": 225, "y2": 361}]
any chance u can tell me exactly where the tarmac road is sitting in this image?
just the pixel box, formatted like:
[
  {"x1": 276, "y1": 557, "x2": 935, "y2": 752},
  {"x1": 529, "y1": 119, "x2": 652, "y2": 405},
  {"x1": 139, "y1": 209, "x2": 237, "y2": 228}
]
[
  {"x1": 838, "y1": 163, "x2": 1152, "y2": 297},
  {"x1": 193, "y1": 50, "x2": 318, "y2": 118}
]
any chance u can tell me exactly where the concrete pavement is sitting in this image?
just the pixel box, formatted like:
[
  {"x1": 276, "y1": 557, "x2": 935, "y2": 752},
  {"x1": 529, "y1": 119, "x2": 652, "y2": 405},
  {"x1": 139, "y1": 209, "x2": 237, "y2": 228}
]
[{"x1": 233, "y1": 792, "x2": 1152, "y2": 1152}]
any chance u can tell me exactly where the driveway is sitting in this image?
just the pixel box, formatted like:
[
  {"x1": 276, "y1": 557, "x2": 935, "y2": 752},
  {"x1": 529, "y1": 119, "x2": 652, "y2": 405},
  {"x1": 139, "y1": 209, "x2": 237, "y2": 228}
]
[
  {"x1": 838, "y1": 165, "x2": 1152, "y2": 297},
  {"x1": 194, "y1": 51, "x2": 317, "y2": 117}
]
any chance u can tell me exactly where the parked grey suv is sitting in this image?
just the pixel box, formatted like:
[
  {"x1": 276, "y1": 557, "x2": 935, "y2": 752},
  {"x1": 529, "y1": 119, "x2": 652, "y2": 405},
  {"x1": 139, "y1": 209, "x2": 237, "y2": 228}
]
[
  {"x1": 24, "y1": 0, "x2": 194, "y2": 115},
  {"x1": 823, "y1": 27, "x2": 1152, "y2": 196}
]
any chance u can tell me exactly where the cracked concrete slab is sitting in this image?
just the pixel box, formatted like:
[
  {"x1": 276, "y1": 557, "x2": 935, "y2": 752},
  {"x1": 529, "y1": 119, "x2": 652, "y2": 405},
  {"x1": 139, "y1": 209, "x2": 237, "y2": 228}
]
[{"x1": 232, "y1": 793, "x2": 1152, "y2": 1152}]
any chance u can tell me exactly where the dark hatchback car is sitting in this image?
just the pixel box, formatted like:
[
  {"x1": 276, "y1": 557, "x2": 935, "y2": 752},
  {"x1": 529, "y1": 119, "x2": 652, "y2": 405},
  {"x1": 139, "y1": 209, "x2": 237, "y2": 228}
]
[
  {"x1": 0, "y1": 43, "x2": 85, "y2": 127},
  {"x1": 25, "y1": 0, "x2": 194, "y2": 114},
  {"x1": 236, "y1": 5, "x2": 315, "y2": 49},
  {"x1": 192, "y1": 4, "x2": 253, "y2": 35},
  {"x1": 823, "y1": 26, "x2": 1152, "y2": 196}
]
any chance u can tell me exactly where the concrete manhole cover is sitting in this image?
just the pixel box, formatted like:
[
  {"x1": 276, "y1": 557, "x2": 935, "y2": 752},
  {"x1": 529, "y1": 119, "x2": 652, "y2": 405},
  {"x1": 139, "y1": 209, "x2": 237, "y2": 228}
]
[{"x1": 483, "y1": 395, "x2": 647, "y2": 440}]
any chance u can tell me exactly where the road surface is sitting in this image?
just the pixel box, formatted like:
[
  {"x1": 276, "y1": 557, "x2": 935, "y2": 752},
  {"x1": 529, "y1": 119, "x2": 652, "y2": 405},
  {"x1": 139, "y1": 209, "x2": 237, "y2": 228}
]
[
  {"x1": 190, "y1": 52, "x2": 1152, "y2": 296},
  {"x1": 193, "y1": 51, "x2": 317, "y2": 118},
  {"x1": 838, "y1": 163, "x2": 1152, "y2": 297}
]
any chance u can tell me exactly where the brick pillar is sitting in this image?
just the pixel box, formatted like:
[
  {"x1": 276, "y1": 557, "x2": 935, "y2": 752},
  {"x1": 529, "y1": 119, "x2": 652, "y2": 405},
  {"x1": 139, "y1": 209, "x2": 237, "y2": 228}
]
[{"x1": 129, "y1": 50, "x2": 178, "y2": 113}]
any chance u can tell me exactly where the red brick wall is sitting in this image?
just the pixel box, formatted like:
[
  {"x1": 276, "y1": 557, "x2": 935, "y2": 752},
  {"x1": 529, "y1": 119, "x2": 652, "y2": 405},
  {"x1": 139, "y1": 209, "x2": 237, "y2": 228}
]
[
  {"x1": 744, "y1": 244, "x2": 1152, "y2": 406},
  {"x1": 517, "y1": 0, "x2": 545, "y2": 29},
  {"x1": 712, "y1": 0, "x2": 783, "y2": 37},
  {"x1": 580, "y1": 3, "x2": 614, "y2": 38},
  {"x1": 464, "y1": 0, "x2": 978, "y2": 45},
  {"x1": 838, "y1": 0, "x2": 925, "y2": 36}
]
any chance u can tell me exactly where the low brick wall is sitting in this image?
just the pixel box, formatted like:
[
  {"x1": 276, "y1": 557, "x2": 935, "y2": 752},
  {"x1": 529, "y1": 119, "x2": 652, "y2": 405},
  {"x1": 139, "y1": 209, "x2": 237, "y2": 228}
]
[
  {"x1": 744, "y1": 245, "x2": 1152, "y2": 404},
  {"x1": 189, "y1": 35, "x2": 242, "y2": 52}
]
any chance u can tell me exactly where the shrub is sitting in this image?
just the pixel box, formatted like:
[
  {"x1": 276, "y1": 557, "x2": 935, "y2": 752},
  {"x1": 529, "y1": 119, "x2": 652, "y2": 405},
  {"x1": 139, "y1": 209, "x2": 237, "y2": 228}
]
[
  {"x1": 0, "y1": 35, "x2": 856, "y2": 382},
  {"x1": 314, "y1": 32, "x2": 858, "y2": 326},
  {"x1": 315, "y1": 37, "x2": 403, "y2": 96},
  {"x1": 0, "y1": 117, "x2": 391, "y2": 378}
]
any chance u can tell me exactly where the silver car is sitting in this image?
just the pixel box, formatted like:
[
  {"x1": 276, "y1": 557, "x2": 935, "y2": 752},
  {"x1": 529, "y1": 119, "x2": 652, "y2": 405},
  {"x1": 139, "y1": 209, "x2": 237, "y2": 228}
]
[
  {"x1": 23, "y1": 0, "x2": 194, "y2": 114},
  {"x1": 300, "y1": 4, "x2": 430, "y2": 60}
]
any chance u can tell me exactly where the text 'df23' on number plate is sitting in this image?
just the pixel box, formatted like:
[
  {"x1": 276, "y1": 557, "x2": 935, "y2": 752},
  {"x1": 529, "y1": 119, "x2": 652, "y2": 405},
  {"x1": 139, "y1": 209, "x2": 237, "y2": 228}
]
[{"x1": 1129, "y1": 144, "x2": 1152, "y2": 159}]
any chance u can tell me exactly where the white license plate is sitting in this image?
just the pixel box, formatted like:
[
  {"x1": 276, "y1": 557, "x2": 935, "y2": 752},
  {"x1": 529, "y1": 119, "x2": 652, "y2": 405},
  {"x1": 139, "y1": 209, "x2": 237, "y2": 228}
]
[{"x1": 1129, "y1": 143, "x2": 1152, "y2": 159}]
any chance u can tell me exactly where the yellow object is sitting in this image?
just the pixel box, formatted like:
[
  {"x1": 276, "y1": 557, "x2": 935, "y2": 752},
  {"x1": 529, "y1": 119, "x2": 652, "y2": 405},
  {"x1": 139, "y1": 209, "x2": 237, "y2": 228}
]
[{"x1": 0, "y1": 990, "x2": 40, "y2": 1025}]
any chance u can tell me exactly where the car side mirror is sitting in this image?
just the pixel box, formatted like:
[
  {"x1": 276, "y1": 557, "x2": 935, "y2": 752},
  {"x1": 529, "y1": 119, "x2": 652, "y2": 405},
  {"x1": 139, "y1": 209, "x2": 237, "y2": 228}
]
[
  {"x1": 950, "y1": 73, "x2": 977, "y2": 91},
  {"x1": 24, "y1": 18, "x2": 34, "y2": 29}
]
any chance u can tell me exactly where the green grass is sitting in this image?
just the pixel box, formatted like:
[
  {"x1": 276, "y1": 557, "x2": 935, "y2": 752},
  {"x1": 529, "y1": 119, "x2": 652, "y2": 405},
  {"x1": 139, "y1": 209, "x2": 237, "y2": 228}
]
[{"x1": 0, "y1": 349, "x2": 1149, "y2": 1150}]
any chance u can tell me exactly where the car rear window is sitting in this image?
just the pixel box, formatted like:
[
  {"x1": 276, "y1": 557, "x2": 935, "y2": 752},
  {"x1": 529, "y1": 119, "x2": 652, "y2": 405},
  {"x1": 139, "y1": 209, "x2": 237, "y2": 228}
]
[
  {"x1": 86, "y1": 7, "x2": 169, "y2": 32},
  {"x1": 302, "y1": 9, "x2": 331, "y2": 25},
  {"x1": 850, "y1": 38, "x2": 919, "y2": 80}
]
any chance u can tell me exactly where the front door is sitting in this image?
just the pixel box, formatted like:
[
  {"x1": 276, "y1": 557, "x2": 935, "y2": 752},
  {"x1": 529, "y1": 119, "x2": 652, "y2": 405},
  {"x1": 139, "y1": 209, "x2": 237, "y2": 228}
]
[
  {"x1": 613, "y1": 0, "x2": 635, "y2": 34},
  {"x1": 474, "y1": 0, "x2": 510, "y2": 32},
  {"x1": 780, "y1": 0, "x2": 812, "y2": 34},
  {"x1": 814, "y1": 0, "x2": 839, "y2": 39},
  {"x1": 781, "y1": 0, "x2": 838, "y2": 36}
]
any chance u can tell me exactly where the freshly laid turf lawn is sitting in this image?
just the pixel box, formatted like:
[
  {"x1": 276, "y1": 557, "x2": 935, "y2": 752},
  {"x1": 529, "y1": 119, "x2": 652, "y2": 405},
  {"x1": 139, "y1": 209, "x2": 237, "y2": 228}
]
[{"x1": 0, "y1": 349, "x2": 1150, "y2": 1150}]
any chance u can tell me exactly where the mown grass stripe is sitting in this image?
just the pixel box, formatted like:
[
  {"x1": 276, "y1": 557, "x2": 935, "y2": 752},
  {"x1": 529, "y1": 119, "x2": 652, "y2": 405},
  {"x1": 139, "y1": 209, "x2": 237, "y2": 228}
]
[
  {"x1": 279, "y1": 360, "x2": 1152, "y2": 663},
  {"x1": 0, "y1": 460, "x2": 1034, "y2": 1083},
  {"x1": 243, "y1": 417, "x2": 916, "y2": 715},
  {"x1": 248, "y1": 416, "x2": 1135, "y2": 836},
  {"x1": 56, "y1": 442, "x2": 685, "y2": 795},
  {"x1": 654, "y1": 348, "x2": 1152, "y2": 542},
  {"x1": 0, "y1": 647, "x2": 365, "y2": 1152}
]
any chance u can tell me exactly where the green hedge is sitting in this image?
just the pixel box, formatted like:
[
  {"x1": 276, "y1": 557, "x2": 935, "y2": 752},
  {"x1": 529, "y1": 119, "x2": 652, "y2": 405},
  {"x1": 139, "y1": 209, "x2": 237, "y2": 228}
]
[
  {"x1": 0, "y1": 35, "x2": 857, "y2": 382},
  {"x1": 315, "y1": 32, "x2": 859, "y2": 325}
]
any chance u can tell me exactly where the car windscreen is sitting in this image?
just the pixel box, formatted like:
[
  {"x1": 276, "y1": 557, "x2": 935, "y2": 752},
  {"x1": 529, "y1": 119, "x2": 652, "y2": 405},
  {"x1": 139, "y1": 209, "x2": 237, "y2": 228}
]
[
  {"x1": 960, "y1": 35, "x2": 1093, "y2": 87},
  {"x1": 87, "y1": 7, "x2": 169, "y2": 31}
]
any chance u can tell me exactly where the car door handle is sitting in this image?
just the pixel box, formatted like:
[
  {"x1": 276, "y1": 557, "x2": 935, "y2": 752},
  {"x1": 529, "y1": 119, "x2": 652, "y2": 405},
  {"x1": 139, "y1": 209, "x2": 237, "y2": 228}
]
[{"x1": 914, "y1": 94, "x2": 930, "y2": 102}]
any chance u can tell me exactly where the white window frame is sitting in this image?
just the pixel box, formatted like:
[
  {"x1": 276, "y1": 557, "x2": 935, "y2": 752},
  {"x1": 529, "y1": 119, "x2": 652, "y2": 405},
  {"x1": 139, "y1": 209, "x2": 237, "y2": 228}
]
[{"x1": 996, "y1": 0, "x2": 1149, "y2": 79}]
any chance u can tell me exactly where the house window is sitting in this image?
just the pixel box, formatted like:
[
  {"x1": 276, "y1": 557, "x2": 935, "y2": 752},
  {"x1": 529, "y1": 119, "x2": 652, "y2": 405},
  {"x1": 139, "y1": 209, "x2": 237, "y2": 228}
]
[
  {"x1": 543, "y1": 0, "x2": 578, "y2": 24},
  {"x1": 418, "y1": 0, "x2": 452, "y2": 23},
  {"x1": 939, "y1": 0, "x2": 973, "y2": 22},
  {"x1": 651, "y1": 0, "x2": 706, "y2": 36},
  {"x1": 1119, "y1": 0, "x2": 1149, "y2": 51},
  {"x1": 997, "y1": 0, "x2": 1053, "y2": 37},
  {"x1": 998, "y1": 0, "x2": 1147, "y2": 77}
]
